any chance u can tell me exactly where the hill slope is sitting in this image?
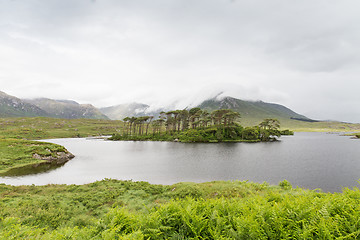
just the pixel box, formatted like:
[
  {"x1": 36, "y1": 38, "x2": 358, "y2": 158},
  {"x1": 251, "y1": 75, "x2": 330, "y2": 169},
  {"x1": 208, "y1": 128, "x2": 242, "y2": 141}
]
[
  {"x1": 197, "y1": 96, "x2": 311, "y2": 126},
  {"x1": 99, "y1": 96, "x2": 313, "y2": 127},
  {"x1": 24, "y1": 98, "x2": 109, "y2": 120},
  {"x1": 0, "y1": 90, "x2": 314, "y2": 126},
  {"x1": 0, "y1": 91, "x2": 48, "y2": 117}
]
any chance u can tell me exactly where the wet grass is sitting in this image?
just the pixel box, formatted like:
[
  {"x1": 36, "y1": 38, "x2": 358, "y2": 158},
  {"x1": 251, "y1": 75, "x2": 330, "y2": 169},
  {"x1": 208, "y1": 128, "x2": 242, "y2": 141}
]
[
  {"x1": 1, "y1": 179, "x2": 360, "y2": 239},
  {"x1": 1, "y1": 117, "x2": 360, "y2": 238},
  {"x1": 0, "y1": 139, "x2": 68, "y2": 174},
  {"x1": 0, "y1": 117, "x2": 124, "y2": 173},
  {"x1": 0, "y1": 117, "x2": 124, "y2": 140},
  {"x1": 0, "y1": 117, "x2": 359, "y2": 141}
]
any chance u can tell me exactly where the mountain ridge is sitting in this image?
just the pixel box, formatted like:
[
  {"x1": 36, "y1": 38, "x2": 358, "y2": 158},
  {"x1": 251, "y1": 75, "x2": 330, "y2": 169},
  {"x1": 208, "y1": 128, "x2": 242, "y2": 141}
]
[
  {"x1": 197, "y1": 96, "x2": 310, "y2": 126},
  {"x1": 0, "y1": 91, "x2": 108, "y2": 119},
  {"x1": 24, "y1": 98, "x2": 109, "y2": 120},
  {"x1": 99, "y1": 95, "x2": 313, "y2": 126},
  {"x1": 0, "y1": 90, "x2": 312, "y2": 125},
  {"x1": 0, "y1": 91, "x2": 48, "y2": 118}
]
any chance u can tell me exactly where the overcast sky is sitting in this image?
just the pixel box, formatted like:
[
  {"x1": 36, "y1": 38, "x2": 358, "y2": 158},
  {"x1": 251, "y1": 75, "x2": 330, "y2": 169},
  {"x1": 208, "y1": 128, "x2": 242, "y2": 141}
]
[{"x1": 1, "y1": 0, "x2": 360, "y2": 123}]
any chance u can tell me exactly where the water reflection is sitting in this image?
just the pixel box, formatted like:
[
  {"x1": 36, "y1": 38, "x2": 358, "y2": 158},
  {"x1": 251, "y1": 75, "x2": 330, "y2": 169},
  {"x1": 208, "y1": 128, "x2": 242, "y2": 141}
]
[
  {"x1": 0, "y1": 133, "x2": 359, "y2": 192},
  {"x1": 0, "y1": 162, "x2": 66, "y2": 177}
]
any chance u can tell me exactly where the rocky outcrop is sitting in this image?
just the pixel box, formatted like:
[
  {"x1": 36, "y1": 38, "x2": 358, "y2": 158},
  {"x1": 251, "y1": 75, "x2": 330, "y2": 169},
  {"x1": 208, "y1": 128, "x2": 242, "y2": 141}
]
[
  {"x1": 0, "y1": 91, "x2": 48, "y2": 117},
  {"x1": 32, "y1": 151, "x2": 75, "y2": 164}
]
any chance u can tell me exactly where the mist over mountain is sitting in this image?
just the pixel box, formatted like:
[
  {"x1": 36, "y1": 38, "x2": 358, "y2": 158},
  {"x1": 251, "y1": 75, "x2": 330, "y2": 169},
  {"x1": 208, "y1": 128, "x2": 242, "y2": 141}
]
[
  {"x1": 99, "y1": 103, "x2": 150, "y2": 120},
  {"x1": 0, "y1": 90, "x2": 316, "y2": 125},
  {"x1": 99, "y1": 103, "x2": 168, "y2": 121},
  {"x1": 198, "y1": 96, "x2": 311, "y2": 124},
  {"x1": 0, "y1": 91, "x2": 48, "y2": 117},
  {"x1": 24, "y1": 98, "x2": 109, "y2": 120},
  {"x1": 99, "y1": 94, "x2": 313, "y2": 126},
  {"x1": 0, "y1": 91, "x2": 108, "y2": 119}
]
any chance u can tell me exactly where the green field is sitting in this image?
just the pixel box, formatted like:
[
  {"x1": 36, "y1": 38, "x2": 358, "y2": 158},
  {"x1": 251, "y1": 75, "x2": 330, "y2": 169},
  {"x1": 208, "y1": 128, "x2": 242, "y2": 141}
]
[
  {"x1": 1, "y1": 117, "x2": 360, "y2": 238},
  {"x1": 0, "y1": 117, "x2": 123, "y2": 139},
  {"x1": 0, "y1": 117, "x2": 359, "y2": 140},
  {"x1": 0, "y1": 117, "x2": 124, "y2": 173},
  {"x1": 0, "y1": 117, "x2": 359, "y2": 173},
  {"x1": 280, "y1": 119, "x2": 360, "y2": 132},
  {"x1": 1, "y1": 179, "x2": 360, "y2": 239},
  {"x1": 0, "y1": 139, "x2": 72, "y2": 174}
]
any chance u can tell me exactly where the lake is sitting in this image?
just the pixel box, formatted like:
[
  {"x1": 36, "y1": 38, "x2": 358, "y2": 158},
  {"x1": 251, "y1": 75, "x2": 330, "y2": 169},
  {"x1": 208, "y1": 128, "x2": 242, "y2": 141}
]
[{"x1": 1, "y1": 132, "x2": 359, "y2": 192}]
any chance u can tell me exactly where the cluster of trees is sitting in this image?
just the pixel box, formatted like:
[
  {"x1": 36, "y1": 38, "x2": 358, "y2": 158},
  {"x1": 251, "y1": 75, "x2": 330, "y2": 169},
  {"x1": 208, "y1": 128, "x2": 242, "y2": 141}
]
[
  {"x1": 122, "y1": 108, "x2": 241, "y2": 136},
  {"x1": 111, "y1": 108, "x2": 293, "y2": 142}
]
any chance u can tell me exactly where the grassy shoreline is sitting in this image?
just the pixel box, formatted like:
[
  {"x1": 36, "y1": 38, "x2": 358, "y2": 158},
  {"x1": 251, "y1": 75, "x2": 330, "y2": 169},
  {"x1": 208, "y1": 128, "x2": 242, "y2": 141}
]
[
  {"x1": 0, "y1": 139, "x2": 74, "y2": 175},
  {"x1": 0, "y1": 116, "x2": 358, "y2": 175},
  {"x1": 0, "y1": 117, "x2": 122, "y2": 173},
  {"x1": 1, "y1": 117, "x2": 360, "y2": 238},
  {"x1": 1, "y1": 179, "x2": 360, "y2": 239}
]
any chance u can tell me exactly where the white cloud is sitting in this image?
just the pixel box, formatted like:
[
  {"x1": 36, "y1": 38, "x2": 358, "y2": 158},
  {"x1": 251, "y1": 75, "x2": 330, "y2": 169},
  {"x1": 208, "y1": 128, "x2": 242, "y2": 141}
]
[{"x1": 0, "y1": 0, "x2": 360, "y2": 122}]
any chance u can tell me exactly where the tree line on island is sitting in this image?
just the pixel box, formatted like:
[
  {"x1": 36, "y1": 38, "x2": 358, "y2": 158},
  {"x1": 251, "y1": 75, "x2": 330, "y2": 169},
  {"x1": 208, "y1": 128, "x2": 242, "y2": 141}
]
[{"x1": 110, "y1": 108, "x2": 294, "y2": 142}]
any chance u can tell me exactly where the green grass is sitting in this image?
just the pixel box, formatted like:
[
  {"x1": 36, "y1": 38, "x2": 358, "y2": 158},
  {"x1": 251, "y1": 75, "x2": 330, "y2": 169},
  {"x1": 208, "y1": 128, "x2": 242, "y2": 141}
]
[
  {"x1": 236, "y1": 116, "x2": 360, "y2": 132},
  {"x1": 0, "y1": 117, "x2": 359, "y2": 141},
  {"x1": 1, "y1": 116, "x2": 360, "y2": 238},
  {"x1": 0, "y1": 117, "x2": 124, "y2": 173},
  {"x1": 0, "y1": 139, "x2": 69, "y2": 174},
  {"x1": 0, "y1": 117, "x2": 124, "y2": 140},
  {"x1": 280, "y1": 120, "x2": 360, "y2": 132},
  {"x1": 1, "y1": 179, "x2": 360, "y2": 239}
]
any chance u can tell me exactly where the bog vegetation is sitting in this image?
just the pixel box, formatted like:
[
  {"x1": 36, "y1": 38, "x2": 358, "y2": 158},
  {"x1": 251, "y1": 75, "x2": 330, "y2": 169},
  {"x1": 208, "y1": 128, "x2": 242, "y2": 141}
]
[
  {"x1": 1, "y1": 179, "x2": 360, "y2": 239},
  {"x1": 0, "y1": 117, "x2": 122, "y2": 173},
  {"x1": 1, "y1": 116, "x2": 360, "y2": 238},
  {"x1": 110, "y1": 108, "x2": 293, "y2": 142},
  {"x1": 0, "y1": 139, "x2": 69, "y2": 174}
]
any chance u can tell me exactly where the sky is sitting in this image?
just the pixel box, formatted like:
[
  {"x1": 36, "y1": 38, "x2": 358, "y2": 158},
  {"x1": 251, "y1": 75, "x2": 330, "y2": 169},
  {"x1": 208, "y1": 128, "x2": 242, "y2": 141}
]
[{"x1": 1, "y1": 0, "x2": 360, "y2": 123}]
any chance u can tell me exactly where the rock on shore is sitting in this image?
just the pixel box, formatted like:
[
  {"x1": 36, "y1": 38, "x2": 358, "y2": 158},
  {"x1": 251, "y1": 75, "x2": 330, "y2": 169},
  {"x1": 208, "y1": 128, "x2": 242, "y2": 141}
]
[{"x1": 32, "y1": 151, "x2": 75, "y2": 164}]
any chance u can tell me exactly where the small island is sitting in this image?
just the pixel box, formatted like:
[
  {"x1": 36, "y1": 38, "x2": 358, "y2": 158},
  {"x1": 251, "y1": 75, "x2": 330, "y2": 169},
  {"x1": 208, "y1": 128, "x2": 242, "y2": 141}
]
[
  {"x1": 0, "y1": 139, "x2": 74, "y2": 175},
  {"x1": 109, "y1": 108, "x2": 293, "y2": 143}
]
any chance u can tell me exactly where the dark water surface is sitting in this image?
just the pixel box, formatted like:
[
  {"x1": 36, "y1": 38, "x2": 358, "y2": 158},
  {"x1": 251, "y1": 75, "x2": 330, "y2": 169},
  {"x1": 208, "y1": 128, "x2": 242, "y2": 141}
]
[{"x1": 1, "y1": 132, "x2": 359, "y2": 192}]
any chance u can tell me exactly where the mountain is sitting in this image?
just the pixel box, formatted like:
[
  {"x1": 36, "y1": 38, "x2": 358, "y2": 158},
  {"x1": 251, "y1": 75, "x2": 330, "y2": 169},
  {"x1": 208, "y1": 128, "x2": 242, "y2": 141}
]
[
  {"x1": 24, "y1": 98, "x2": 109, "y2": 120},
  {"x1": 0, "y1": 91, "x2": 48, "y2": 117},
  {"x1": 0, "y1": 90, "x2": 312, "y2": 126},
  {"x1": 99, "y1": 96, "x2": 311, "y2": 127},
  {"x1": 197, "y1": 96, "x2": 311, "y2": 125},
  {"x1": 99, "y1": 103, "x2": 151, "y2": 120}
]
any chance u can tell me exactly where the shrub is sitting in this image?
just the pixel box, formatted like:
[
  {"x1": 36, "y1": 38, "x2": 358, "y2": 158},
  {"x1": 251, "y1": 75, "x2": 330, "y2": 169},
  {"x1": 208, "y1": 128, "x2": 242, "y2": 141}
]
[{"x1": 279, "y1": 179, "x2": 292, "y2": 190}]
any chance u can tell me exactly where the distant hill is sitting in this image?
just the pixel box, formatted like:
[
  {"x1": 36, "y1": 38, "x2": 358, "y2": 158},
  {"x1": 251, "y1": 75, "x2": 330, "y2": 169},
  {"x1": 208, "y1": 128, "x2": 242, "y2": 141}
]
[
  {"x1": 197, "y1": 96, "x2": 311, "y2": 126},
  {"x1": 24, "y1": 98, "x2": 109, "y2": 120},
  {"x1": 99, "y1": 103, "x2": 151, "y2": 120},
  {"x1": 99, "y1": 96, "x2": 312, "y2": 127},
  {"x1": 0, "y1": 91, "x2": 48, "y2": 117},
  {"x1": 0, "y1": 91, "x2": 108, "y2": 119},
  {"x1": 0, "y1": 90, "x2": 314, "y2": 126}
]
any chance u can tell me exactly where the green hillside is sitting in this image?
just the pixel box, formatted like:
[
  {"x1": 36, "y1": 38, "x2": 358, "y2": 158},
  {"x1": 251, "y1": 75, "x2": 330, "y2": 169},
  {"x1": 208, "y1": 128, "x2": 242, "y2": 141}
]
[
  {"x1": 0, "y1": 91, "x2": 109, "y2": 120},
  {"x1": 198, "y1": 96, "x2": 312, "y2": 127},
  {"x1": 0, "y1": 91, "x2": 48, "y2": 118},
  {"x1": 25, "y1": 98, "x2": 109, "y2": 120}
]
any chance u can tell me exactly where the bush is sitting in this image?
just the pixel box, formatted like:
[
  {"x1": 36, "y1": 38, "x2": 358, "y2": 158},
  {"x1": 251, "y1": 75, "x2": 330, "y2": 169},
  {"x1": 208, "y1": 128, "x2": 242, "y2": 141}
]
[
  {"x1": 279, "y1": 179, "x2": 292, "y2": 190},
  {"x1": 242, "y1": 127, "x2": 260, "y2": 140},
  {"x1": 280, "y1": 129, "x2": 294, "y2": 135}
]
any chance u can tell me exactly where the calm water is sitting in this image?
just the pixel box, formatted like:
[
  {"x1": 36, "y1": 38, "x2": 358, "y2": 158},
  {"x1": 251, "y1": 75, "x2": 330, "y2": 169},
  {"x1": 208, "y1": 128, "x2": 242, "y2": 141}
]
[{"x1": 1, "y1": 132, "x2": 359, "y2": 192}]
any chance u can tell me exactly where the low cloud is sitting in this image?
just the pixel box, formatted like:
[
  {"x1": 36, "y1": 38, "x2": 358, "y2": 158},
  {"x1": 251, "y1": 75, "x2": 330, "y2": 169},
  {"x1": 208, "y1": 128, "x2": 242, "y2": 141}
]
[{"x1": 1, "y1": 0, "x2": 360, "y2": 122}]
